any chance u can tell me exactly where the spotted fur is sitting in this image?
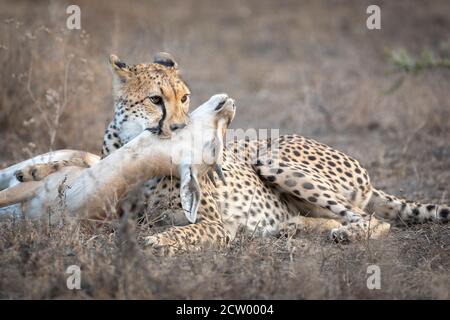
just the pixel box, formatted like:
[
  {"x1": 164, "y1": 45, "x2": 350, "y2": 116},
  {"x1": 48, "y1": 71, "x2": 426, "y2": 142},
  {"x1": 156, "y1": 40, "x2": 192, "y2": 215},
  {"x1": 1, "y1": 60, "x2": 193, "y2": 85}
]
[
  {"x1": 102, "y1": 52, "x2": 191, "y2": 157},
  {"x1": 16, "y1": 55, "x2": 449, "y2": 254},
  {"x1": 16, "y1": 134, "x2": 449, "y2": 254},
  {"x1": 133, "y1": 134, "x2": 447, "y2": 254},
  {"x1": 16, "y1": 52, "x2": 191, "y2": 181}
]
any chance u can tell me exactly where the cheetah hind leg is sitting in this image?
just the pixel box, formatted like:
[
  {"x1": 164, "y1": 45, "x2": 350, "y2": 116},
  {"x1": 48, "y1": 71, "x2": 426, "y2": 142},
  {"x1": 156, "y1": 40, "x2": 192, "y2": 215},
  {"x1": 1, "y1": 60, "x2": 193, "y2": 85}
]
[
  {"x1": 255, "y1": 162, "x2": 390, "y2": 242},
  {"x1": 14, "y1": 158, "x2": 91, "y2": 182},
  {"x1": 328, "y1": 216, "x2": 390, "y2": 243}
]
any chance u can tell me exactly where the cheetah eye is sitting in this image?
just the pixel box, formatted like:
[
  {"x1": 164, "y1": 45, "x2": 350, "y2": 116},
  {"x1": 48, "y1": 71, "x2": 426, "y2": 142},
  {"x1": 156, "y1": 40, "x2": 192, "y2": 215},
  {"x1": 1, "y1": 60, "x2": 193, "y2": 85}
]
[
  {"x1": 181, "y1": 94, "x2": 189, "y2": 103},
  {"x1": 149, "y1": 95, "x2": 163, "y2": 105}
]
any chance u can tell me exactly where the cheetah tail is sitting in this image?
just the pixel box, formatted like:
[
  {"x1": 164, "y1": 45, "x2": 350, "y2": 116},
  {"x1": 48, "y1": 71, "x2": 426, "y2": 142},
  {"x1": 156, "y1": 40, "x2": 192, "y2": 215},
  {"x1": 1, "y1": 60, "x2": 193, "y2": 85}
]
[{"x1": 367, "y1": 188, "x2": 449, "y2": 224}]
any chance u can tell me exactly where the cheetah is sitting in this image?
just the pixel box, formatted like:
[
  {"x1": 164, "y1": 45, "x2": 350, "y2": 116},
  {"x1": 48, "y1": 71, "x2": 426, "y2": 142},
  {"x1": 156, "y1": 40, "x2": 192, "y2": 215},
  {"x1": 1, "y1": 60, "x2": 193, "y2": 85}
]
[
  {"x1": 14, "y1": 52, "x2": 192, "y2": 183},
  {"x1": 103, "y1": 51, "x2": 191, "y2": 157},
  {"x1": 13, "y1": 61, "x2": 449, "y2": 255},
  {"x1": 138, "y1": 134, "x2": 449, "y2": 254},
  {"x1": 0, "y1": 94, "x2": 236, "y2": 227},
  {"x1": 16, "y1": 124, "x2": 449, "y2": 255}
]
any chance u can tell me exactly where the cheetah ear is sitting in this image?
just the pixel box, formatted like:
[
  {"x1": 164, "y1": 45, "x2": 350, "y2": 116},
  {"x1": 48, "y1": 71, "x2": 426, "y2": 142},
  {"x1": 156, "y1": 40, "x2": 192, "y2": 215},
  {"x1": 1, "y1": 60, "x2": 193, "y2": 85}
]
[
  {"x1": 153, "y1": 52, "x2": 178, "y2": 69},
  {"x1": 109, "y1": 54, "x2": 133, "y2": 82},
  {"x1": 179, "y1": 164, "x2": 201, "y2": 224}
]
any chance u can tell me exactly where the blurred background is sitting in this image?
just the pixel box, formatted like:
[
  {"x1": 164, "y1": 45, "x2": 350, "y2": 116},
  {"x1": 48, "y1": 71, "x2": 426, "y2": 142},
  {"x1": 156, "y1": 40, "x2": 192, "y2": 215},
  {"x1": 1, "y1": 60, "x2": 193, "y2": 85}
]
[
  {"x1": 0, "y1": 0, "x2": 449, "y2": 299},
  {"x1": 0, "y1": 0, "x2": 449, "y2": 199}
]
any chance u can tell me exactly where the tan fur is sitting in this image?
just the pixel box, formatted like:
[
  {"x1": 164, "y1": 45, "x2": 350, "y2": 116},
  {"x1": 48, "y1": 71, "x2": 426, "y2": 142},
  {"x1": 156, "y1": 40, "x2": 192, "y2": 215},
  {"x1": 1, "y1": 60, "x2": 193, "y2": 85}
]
[
  {"x1": 0, "y1": 95, "x2": 235, "y2": 229},
  {"x1": 6, "y1": 53, "x2": 448, "y2": 254},
  {"x1": 102, "y1": 53, "x2": 191, "y2": 157}
]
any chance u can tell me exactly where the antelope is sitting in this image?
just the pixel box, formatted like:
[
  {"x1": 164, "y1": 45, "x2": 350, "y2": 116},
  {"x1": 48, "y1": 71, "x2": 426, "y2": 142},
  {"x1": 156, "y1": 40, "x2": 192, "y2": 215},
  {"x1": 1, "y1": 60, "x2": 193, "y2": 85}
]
[{"x1": 0, "y1": 94, "x2": 235, "y2": 226}]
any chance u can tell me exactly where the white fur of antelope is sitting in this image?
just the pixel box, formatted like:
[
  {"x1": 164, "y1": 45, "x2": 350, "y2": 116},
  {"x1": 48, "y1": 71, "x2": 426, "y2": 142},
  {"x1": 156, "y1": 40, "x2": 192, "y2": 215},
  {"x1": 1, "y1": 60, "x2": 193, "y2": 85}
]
[{"x1": 0, "y1": 94, "x2": 235, "y2": 224}]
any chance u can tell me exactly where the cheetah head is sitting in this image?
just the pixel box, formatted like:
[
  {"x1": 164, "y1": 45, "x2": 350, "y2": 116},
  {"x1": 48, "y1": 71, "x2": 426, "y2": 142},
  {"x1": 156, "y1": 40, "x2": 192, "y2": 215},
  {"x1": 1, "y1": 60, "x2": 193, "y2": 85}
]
[{"x1": 109, "y1": 52, "x2": 190, "y2": 142}]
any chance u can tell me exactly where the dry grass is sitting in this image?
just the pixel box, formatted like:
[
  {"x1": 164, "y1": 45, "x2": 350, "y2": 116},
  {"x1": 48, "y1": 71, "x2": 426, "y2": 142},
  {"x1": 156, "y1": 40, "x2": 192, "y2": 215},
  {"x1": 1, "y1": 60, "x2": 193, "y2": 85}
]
[
  {"x1": 1, "y1": 217, "x2": 448, "y2": 299},
  {"x1": 0, "y1": 0, "x2": 449, "y2": 299}
]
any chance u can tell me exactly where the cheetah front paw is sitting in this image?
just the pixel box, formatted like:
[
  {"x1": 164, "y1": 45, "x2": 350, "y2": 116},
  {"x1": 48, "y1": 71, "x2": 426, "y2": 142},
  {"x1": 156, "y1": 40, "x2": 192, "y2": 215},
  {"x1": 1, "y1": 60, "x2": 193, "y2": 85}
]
[
  {"x1": 329, "y1": 222, "x2": 367, "y2": 243},
  {"x1": 329, "y1": 227, "x2": 352, "y2": 243},
  {"x1": 144, "y1": 235, "x2": 177, "y2": 256},
  {"x1": 329, "y1": 220, "x2": 391, "y2": 243}
]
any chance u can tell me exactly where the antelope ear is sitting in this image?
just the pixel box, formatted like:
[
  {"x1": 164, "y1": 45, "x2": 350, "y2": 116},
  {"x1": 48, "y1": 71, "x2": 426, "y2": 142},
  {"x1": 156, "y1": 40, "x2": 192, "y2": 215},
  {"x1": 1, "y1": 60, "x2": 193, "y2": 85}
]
[
  {"x1": 153, "y1": 52, "x2": 178, "y2": 69},
  {"x1": 109, "y1": 54, "x2": 133, "y2": 82},
  {"x1": 179, "y1": 164, "x2": 201, "y2": 224}
]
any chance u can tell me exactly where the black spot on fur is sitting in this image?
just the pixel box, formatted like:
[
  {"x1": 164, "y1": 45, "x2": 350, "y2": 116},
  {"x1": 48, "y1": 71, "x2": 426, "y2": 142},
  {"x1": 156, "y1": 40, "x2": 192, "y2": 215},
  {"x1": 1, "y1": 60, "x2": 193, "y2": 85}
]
[
  {"x1": 303, "y1": 182, "x2": 314, "y2": 190},
  {"x1": 293, "y1": 172, "x2": 305, "y2": 178},
  {"x1": 285, "y1": 179, "x2": 297, "y2": 187}
]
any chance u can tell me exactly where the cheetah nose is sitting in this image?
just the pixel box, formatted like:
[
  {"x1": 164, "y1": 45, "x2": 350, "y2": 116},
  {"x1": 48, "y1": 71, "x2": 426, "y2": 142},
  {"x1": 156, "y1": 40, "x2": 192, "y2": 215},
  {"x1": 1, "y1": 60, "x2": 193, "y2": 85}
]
[{"x1": 170, "y1": 123, "x2": 187, "y2": 132}]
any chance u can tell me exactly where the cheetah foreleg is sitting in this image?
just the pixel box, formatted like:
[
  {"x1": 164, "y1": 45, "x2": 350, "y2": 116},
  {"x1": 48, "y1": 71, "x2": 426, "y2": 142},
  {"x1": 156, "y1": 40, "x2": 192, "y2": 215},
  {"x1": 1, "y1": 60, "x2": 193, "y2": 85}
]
[
  {"x1": 330, "y1": 217, "x2": 391, "y2": 243},
  {"x1": 144, "y1": 222, "x2": 230, "y2": 256}
]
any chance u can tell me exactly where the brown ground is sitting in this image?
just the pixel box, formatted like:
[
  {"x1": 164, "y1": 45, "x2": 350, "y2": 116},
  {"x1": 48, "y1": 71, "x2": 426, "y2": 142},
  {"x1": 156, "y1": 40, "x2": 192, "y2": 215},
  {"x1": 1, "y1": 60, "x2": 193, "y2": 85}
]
[{"x1": 0, "y1": 0, "x2": 449, "y2": 299}]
